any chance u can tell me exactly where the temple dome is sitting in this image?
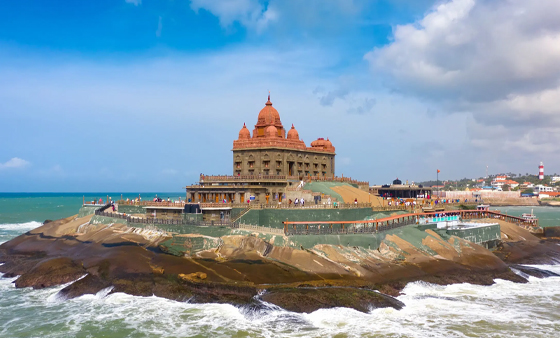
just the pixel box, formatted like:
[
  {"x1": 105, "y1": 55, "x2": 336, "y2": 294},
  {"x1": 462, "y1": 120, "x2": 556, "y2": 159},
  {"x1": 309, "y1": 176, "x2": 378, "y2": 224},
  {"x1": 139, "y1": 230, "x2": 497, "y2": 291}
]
[
  {"x1": 266, "y1": 125, "x2": 278, "y2": 138},
  {"x1": 325, "y1": 137, "x2": 332, "y2": 147},
  {"x1": 287, "y1": 124, "x2": 299, "y2": 140},
  {"x1": 238, "y1": 123, "x2": 250, "y2": 140},
  {"x1": 311, "y1": 137, "x2": 326, "y2": 147},
  {"x1": 257, "y1": 95, "x2": 281, "y2": 126}
]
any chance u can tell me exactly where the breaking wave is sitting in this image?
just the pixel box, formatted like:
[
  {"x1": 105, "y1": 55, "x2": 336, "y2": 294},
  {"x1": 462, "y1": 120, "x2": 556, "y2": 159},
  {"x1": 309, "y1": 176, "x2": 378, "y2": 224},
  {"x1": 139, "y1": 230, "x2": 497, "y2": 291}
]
[
  {"x1": 0, "y1": 221, "x2": 42, "y2": 231},
  {"x1": 0, "y1": 265, "x2": 559, "y2": 337}
]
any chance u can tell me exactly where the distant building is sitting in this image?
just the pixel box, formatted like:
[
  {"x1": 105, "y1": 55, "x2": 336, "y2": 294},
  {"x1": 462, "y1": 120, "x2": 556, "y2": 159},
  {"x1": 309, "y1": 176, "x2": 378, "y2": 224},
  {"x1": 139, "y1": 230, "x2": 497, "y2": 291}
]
[
  {"x1": 491, "y1": 178, "x2": 519, "y2": 190},
  {"x1": 551, "y1": 176, "x2": 560, "y2": 183},
  {"x1": 370, "y1": 179, "x2": 432, "y2": 198},
  {"x1": 534, "y1": 185, "x2": 553, "y2": 193}
]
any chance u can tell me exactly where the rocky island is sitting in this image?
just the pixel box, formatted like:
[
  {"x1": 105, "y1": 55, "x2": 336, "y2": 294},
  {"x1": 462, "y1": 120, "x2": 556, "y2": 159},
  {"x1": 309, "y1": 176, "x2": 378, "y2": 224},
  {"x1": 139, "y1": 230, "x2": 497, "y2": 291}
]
[{"x1": 2, "y1": 96, "x2": 559, "y2": 313}]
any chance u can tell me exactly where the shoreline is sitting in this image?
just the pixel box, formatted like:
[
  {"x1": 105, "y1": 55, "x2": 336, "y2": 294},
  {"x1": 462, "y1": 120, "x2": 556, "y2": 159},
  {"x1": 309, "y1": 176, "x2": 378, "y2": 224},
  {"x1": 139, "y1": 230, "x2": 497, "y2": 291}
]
[{"x1": 1, "y1": 213, "x2": 560, "y2": 313}]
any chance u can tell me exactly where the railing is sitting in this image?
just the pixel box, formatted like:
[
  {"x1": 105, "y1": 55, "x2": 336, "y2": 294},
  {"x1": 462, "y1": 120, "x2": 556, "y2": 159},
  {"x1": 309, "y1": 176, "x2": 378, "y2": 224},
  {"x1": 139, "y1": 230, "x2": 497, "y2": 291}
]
[
  {"x1": 118, "y1": 200, "x2": 186, "y2": 207},
  {"x1": 94, "y1": 209, "x2": 238, "y2": 227},
  {"x1": 282, "y1": 209, "x2": 539, "y2": 236},
  {"x1": 236, "y1": 223, "x2": 285, "y2": 235},
  {"x1": 198, "y1": 174, "x2": 368, "y2": 186},
  {"x1": 200, "y1": 174, "x2": 297, "y2": 181}
]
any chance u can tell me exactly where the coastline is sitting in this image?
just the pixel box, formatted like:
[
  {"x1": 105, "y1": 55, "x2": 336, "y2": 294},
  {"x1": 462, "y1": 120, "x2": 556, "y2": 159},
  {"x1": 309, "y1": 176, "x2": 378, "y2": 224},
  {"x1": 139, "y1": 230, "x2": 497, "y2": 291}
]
[{"x1": 2, "y1": 212, "x2": 559, "y2": 313}]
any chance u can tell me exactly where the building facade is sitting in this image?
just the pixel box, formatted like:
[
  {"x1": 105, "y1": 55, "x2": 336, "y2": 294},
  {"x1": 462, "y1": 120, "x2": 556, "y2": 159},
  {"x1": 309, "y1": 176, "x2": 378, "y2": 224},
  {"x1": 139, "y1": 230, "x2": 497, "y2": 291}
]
[
  {"x1": 232, "y1": 95, "x2": 335, "y2": 178},
  {"x1": 186, "y1": 95, "x2": 339, "y2": 205}
]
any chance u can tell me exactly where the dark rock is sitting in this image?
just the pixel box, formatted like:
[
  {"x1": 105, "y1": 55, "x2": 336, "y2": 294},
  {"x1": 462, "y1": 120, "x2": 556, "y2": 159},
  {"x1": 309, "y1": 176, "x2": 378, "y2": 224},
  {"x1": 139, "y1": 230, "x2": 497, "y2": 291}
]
[
  {"x1": 14, "y1": 257, "x2": 85, "y2": 289},
  {"x1": 260, "y1": 287, "x2": 404, "y2": 313},
  {"x1": 510, "y1": 264, "x2": 560, "y2": 278}
]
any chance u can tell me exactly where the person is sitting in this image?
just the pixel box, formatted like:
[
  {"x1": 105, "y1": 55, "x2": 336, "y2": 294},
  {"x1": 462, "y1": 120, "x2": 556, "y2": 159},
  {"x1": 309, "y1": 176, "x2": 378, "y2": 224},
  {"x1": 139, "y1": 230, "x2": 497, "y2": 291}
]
[
  {"x1": 167, "y1": 197, "x2": 170, "y2": 202},
  {"x1": 301, "y1": 198, "x2": 305, "y2": 206},
  {"x1": 354, "y1": 198, "x2": 358, "y2": 205},
  {"x1": 295, "y1": 198, "x2": 299, "y2": 206},
  {"x1": 327, "y1": 197, "x2": 331, "y2": 205},
  {"x1": 288, "y1": 199, "x2": 292, "y2": 206}
]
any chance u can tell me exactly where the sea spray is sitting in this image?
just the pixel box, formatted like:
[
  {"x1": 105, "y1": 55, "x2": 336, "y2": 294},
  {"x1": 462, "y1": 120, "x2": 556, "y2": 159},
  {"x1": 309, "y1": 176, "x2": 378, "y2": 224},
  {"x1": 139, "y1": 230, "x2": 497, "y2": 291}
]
[{"x1": 0, "y1": 221, "x2": 42, "y2": 231}]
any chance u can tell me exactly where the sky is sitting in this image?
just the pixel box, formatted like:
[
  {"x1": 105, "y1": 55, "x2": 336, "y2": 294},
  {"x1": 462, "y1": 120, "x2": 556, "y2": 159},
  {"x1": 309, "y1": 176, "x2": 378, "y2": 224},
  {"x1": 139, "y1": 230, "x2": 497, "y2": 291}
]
[{"x1": 1, "y1": 0, "x2": 560, "y2": 192}]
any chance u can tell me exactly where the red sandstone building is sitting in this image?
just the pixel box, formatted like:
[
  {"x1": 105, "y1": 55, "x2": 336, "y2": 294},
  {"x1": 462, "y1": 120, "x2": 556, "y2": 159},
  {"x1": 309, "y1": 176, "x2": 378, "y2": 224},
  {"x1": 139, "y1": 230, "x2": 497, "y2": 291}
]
[{"x1": 186, "y1": 95, "x2": 338, "y2": 204}]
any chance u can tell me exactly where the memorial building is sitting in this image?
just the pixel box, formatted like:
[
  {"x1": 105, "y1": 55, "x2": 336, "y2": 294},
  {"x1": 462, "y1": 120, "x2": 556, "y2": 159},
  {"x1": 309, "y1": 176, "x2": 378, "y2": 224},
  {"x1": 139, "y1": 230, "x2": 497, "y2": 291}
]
[{"x1": 186, "y1": 95, "x2": 338, "y2": 204}]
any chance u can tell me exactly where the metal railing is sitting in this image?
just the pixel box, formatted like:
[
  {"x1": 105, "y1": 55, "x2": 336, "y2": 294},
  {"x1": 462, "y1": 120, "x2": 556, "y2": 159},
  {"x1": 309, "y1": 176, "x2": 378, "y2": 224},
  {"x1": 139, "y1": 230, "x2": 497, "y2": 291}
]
[
  {"x1": 94, "y1": 209, "x2": 238, "y2": 227},
  {"x1": 282, "y1": 209, "x2": 539, "y2": 236}
]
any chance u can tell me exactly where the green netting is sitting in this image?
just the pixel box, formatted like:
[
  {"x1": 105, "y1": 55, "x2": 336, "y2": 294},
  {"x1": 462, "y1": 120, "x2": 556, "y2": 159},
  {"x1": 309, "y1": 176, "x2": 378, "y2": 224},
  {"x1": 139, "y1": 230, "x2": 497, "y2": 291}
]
[{"x1": 303, "y1": 182, "x2": 353, "y2": 202}]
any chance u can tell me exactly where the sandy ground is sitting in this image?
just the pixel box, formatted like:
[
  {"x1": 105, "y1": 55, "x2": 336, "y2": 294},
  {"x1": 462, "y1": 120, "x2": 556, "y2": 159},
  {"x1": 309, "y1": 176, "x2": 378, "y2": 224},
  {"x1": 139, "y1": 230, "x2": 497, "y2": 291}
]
[{"x1": 330, "y1": 185, "x2": 384, "y2": 206}]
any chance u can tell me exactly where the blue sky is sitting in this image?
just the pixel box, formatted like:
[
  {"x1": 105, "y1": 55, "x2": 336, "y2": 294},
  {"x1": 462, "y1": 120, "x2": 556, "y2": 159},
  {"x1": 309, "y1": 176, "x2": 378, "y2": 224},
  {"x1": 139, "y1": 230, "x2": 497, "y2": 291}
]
[{"x1": 1, "y1": 0, "x2": 560, "y2": 192}]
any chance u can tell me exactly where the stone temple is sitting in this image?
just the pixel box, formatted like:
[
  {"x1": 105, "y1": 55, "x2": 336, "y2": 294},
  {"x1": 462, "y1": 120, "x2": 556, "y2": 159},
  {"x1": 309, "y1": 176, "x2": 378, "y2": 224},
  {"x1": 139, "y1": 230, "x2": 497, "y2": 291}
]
[
  {"x1": 232, "y1": 94, "x2": 335, "y2": 177},
  {"x1": 186, "y1": 95, "x2": 367, "y2": 205}
]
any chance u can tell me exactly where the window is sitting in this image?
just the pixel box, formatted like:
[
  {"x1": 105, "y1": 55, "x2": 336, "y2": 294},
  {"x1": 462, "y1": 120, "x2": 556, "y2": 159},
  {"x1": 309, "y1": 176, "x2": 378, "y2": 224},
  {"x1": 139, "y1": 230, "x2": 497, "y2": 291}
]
[
  {"x1": 248, "y1": 161, "x2": 255, "y2": 168},
  {"x1": 263, "y1": 161, "x2": 270, "y2": 168}
]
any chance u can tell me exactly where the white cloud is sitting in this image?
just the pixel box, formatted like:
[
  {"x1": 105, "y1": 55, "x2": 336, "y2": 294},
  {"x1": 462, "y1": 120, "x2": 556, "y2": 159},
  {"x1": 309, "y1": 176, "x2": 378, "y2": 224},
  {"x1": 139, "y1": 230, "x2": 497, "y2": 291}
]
[
  {"x1": 190, "y1": 0, "x2": 277, "y2": 32},
  {"x1": 365, "y1": 0, "x2": 560, "y2": 155},
  {"x1": 0, "y1": 157, "x2": 30, "y2": 170},
  {"x1": 125, "y1": 0, "x2": 142, "y2": 6}
]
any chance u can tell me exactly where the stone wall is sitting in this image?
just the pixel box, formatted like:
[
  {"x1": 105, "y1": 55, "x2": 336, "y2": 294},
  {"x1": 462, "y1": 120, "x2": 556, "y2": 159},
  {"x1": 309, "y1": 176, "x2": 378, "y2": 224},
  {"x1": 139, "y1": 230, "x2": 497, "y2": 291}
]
[
  {"x1": 239, "y1": 207, "x2": 374, "y2": 229},
  {"x1": 78, "y1": 205, "x2": 103, "y2": 218},
  {"x1": 118, "y1": 204, "x2": 146, "y2": 215},
  {"x1": 446, "y1": 224, "x2": 501, "y2": 246},
  {"x1": 233, "y1": 148, "x2": 335, "y2": 177}
]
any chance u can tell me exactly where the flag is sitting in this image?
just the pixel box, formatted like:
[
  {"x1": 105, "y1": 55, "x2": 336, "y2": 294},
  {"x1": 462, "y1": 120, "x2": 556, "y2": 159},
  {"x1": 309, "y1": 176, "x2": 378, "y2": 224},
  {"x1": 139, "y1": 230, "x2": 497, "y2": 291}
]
[{"x1": 437, "y1": 169, "x2": 440, "y2": 173}]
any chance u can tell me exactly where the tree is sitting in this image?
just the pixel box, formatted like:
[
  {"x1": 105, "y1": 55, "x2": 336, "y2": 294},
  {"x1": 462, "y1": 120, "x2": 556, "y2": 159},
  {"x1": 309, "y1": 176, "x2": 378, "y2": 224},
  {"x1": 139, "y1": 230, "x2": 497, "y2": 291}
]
[
  {"x1": 502, "y1": 184, "x2": 510, "y2": 191},
  {"x1": 522, "y1": 188, "x2": 534, "y2": 195}
]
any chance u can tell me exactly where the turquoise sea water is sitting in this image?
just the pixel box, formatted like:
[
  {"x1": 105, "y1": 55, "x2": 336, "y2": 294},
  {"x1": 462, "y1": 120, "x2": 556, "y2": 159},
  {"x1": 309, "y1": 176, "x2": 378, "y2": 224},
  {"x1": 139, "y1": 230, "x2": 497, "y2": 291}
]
[
  {"x1": 490, "y1": 205, "x2": 560, "y2": 227},
  {"x1": 0, "y1": 194, "x2": 559, "y2": 337}
]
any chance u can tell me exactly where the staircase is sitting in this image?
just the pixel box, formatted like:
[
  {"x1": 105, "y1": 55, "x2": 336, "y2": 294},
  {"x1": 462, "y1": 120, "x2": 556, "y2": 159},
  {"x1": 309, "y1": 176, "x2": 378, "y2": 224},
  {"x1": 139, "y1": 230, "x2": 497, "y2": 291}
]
[{"x1": 232, "y1": 206, "x2": 251, "y2": 223}]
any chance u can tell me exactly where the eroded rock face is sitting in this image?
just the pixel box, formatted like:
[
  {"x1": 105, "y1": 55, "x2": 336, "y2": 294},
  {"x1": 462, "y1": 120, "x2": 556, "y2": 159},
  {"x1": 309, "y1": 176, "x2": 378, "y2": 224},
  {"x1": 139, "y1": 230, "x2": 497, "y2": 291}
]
[{"x1": 13, "y1": 257, "x2": 85, "y2": 289}]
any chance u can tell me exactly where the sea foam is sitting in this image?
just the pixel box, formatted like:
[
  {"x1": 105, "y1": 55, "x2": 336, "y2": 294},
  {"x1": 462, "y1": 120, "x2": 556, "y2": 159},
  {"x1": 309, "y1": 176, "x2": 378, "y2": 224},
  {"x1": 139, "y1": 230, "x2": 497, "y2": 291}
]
[{"x1": 0, "y1": 221, "x2": 42, "y2": 231}]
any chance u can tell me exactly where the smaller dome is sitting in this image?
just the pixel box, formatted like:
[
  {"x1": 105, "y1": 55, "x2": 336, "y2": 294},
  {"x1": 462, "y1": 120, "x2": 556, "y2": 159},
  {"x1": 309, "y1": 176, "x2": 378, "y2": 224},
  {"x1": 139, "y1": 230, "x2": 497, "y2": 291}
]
[
  {"x1": 266, "y1": 125, "x2": 278, "y2": 138},
  {"x1": 311, "y1": 137, "x2": 326, "y2": 147},
  {"x1": 287, "y1": 124, "x2": 299, "y2": 140},
  {"x1": 238, "y1": 123, "x2": 250, "y2": 140}
]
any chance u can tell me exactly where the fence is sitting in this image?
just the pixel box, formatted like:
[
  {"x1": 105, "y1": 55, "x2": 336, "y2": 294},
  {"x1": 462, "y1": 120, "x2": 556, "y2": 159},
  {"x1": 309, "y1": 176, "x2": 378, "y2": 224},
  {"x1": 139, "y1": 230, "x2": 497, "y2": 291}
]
[
  {"x1": 282, "y1": 209, "x2": 539, "y2": 236},
  {"x1": 236, "y1": 223, "x2": 285, "y2": 234},
  {"x1": 94, "y1": 209, "x2": 237, "y2": 227}
]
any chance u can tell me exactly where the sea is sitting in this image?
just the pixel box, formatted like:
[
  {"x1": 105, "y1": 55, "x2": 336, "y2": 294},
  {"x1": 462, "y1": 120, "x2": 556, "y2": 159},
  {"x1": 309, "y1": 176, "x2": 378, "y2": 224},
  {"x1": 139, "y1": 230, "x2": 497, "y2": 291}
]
[{"x1": 0, "y1": 193, "x2": 559, "y2": 338}]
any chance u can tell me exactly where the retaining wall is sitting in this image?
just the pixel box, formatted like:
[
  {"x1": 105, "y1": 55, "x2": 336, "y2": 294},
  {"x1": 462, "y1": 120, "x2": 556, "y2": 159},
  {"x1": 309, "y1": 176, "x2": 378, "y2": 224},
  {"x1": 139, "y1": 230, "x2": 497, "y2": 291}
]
[
  {"x1": 78, "y1": 205, "x2": 103, "y2": 218},
  {"x1": 118, "y1": 205, "x2": 146, "y2": 215},
  {"x1": 238, "y1": 207, "x2": 375, "y2": 228},
  {"x1": 446, "y1": 224, "x2": 501, "y2": 246}
]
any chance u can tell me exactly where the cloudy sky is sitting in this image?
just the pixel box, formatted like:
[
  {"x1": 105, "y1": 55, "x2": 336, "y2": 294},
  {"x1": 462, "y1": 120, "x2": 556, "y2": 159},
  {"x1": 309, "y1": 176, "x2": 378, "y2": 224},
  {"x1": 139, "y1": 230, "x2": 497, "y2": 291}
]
[{"x1": 1, "y1": 0, "x2": 559, "y2": 192}]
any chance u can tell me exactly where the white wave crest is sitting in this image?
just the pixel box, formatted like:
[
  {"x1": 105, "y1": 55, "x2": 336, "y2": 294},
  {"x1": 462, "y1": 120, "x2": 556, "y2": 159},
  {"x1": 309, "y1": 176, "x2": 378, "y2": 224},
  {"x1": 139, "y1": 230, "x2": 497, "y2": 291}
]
[{"x1": 0, "y1": 221, "x2": 43, "y2": 231}]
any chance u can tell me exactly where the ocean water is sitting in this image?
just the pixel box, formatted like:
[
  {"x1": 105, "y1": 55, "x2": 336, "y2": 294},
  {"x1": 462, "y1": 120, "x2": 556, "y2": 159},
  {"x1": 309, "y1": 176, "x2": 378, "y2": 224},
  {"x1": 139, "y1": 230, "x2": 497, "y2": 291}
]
[
  {"x1": 1, "y1": 194, "x2": 559, "y2": 337},
  {"x1": 491, "y1": 205, "x2": 560, "y2": 228}
]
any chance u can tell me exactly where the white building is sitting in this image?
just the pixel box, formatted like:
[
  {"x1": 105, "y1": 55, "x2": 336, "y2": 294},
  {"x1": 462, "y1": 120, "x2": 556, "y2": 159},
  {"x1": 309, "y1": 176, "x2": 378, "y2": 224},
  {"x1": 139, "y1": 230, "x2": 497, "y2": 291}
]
[
  {"x1": 551, "y1": 176, "x2": 560, "y2": 183},
  {"x1": 535, "y1": 185, "x2": 553, "y2": 192},
  {"x1": 491, "y1": 178, "x2": 519, "y2": 190}
]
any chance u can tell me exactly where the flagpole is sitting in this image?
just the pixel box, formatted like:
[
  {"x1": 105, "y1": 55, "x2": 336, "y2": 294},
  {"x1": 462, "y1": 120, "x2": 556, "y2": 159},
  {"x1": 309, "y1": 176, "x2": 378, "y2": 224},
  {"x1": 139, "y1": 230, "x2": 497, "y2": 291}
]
[{"x1": 437, "y1": 170, "x2": 439, "y2": 199}]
